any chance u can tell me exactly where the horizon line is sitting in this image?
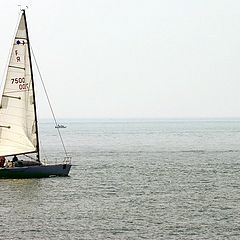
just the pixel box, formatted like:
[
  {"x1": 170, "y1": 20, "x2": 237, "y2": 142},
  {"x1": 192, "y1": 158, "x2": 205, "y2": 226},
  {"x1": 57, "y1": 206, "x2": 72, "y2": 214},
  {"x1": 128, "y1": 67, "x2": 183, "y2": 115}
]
[{"x1": 38, "y1": 117, "x2": 240, "y2": 121}]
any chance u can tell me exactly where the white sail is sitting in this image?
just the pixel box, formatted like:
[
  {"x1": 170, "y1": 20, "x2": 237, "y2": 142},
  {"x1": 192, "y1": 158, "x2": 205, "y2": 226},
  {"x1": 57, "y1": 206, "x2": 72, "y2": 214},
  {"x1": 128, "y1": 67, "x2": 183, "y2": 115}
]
[{"x1": 0, "y1": 13, "x2": 37, "y2": 156}]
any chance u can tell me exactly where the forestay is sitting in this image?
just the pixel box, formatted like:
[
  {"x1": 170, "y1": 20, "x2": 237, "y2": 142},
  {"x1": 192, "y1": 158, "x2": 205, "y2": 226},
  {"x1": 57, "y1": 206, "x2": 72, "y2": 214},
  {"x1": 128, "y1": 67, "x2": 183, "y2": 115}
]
[{"x1": 0, "y1": 12, "x2": 37, "y2": 156}]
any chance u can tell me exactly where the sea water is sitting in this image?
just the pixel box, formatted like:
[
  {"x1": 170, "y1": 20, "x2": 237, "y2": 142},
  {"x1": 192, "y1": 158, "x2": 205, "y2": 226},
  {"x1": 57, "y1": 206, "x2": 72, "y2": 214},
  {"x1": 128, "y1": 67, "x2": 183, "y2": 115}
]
[{"x1": 1, "y1": 119, "x2": 240, "y2": 239}]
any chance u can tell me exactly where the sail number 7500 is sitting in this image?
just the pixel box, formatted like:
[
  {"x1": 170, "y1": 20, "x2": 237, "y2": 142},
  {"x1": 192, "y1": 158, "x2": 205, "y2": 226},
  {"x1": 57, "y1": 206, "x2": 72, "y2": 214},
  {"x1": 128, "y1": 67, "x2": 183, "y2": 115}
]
[{"x1": 11, "y1": 77, "x2": 29, "y2": 90}]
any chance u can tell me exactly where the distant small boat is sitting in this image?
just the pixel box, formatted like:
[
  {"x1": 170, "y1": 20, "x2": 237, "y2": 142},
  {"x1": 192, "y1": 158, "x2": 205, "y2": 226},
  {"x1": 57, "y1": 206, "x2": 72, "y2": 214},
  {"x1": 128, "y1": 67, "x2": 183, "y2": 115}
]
[{"x1": 55, "y1": 124, "x2": 67, "y2": 129}]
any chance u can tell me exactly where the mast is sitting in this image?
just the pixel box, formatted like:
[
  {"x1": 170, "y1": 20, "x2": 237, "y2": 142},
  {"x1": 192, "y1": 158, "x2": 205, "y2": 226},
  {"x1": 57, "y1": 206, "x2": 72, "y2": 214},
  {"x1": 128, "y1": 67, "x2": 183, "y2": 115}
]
[{"x1": 22, "y1": 9, "x2": 40, "y2": 161}]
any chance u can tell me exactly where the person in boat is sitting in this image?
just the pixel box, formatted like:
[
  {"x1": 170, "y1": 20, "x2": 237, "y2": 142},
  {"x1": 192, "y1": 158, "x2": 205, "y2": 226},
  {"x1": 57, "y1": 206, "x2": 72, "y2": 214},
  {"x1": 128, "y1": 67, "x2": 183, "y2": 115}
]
[
  {"x1": 0, "y1": 156, "x2": 5, "y2": 168},
  {"x1": 12, "y1": 155, "x2": 18, "y2": 162}
]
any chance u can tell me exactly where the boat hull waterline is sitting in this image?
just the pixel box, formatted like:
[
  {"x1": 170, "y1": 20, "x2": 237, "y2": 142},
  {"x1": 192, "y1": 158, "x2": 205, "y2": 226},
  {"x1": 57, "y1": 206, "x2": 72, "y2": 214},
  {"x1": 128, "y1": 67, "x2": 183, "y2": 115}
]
[{"x1": 0, "y1": 164, "x2": 71, "y2": 179}]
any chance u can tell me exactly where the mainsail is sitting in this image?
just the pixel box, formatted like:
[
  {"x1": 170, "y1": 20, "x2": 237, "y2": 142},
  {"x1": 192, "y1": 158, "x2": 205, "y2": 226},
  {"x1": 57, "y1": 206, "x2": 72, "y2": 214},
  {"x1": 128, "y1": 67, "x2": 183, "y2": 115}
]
[{"x1": 0, "y1": 11, "x2": 38, "y2": 157}]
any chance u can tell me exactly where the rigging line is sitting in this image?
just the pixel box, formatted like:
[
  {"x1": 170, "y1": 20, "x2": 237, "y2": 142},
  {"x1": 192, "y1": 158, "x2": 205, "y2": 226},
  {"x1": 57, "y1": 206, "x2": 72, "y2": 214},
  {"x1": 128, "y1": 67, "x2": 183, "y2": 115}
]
[
  {"x1": 0, "y1": 11, "x2": 22, "y2": 93},
  {"x1": 30, "y1": 46, "x2": 68, "y2": 157},
  {"x1": 24, "y1": 154, "x2": 37, "y2": 161}
]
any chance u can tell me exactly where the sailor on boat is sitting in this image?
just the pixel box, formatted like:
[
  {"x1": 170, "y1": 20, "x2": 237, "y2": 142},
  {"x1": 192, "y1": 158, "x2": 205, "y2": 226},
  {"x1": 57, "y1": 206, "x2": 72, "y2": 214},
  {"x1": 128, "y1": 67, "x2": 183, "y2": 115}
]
[
  {"x1": 0, "y1": 156, "x2": 5, "y2": 168},
  {"x1": 12, "y1": 155, "x2": 18, "y2": 162}
]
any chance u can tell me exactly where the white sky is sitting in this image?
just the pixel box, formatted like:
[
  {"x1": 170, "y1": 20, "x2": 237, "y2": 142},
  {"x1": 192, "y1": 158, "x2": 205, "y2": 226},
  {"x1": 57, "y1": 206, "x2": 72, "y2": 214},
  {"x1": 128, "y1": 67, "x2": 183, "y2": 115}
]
[{"x1": 1, "y1": 0, "x2": 240, "y2": 119}]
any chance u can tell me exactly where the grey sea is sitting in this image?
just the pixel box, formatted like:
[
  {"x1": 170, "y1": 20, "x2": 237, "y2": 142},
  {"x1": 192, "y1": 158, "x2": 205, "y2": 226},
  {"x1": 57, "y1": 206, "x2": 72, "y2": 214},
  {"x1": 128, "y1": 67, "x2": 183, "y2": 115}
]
[{"x1": 1, "y1": 119, "x2": 240, "y2": 240}]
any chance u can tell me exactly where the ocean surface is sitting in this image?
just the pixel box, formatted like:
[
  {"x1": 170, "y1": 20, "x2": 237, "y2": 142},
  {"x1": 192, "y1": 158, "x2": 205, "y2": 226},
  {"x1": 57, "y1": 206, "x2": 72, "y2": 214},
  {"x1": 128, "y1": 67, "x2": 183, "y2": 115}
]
[{"x1": 1, "y1": 119, "x2": 240, "y2": 239}]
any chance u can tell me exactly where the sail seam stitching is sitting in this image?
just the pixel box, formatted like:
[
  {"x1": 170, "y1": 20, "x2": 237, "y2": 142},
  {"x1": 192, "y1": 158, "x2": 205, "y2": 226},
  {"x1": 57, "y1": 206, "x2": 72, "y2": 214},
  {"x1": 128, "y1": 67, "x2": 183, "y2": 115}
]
[{"x1": 8, "y1": 65, "x2": 25, "y2": 70}]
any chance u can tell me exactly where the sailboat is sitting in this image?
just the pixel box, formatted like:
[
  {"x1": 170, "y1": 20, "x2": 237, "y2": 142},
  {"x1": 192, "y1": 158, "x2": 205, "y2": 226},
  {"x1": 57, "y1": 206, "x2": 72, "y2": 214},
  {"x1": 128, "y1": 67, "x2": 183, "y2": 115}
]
[
  {"x1": 0, "y1": 10, "x2": 71, "y2": 178},
  {"x1": 55, "y1": 124, "x2": 67, "y2": 129}
]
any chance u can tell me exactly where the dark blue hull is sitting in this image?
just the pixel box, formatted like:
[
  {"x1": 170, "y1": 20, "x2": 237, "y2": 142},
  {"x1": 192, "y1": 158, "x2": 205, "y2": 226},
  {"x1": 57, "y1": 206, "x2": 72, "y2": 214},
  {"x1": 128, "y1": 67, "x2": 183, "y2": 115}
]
[{"x1": 0, "y1": 164, "x2": 71, "y2": 179}]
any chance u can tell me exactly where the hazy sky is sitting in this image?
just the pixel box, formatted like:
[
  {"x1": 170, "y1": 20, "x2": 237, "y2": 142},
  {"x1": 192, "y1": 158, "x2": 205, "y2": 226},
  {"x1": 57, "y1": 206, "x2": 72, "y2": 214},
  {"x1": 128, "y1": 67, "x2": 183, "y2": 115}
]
[{"x1": 1, "y1": 0, "x2": 240, "y2": 119}]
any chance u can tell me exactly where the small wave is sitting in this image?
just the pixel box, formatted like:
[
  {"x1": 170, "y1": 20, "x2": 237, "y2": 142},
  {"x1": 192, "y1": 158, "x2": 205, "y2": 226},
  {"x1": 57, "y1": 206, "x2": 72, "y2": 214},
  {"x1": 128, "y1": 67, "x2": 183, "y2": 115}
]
[{"x1": 70, "y1": 149, "x2": 240, "y2": 158}]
